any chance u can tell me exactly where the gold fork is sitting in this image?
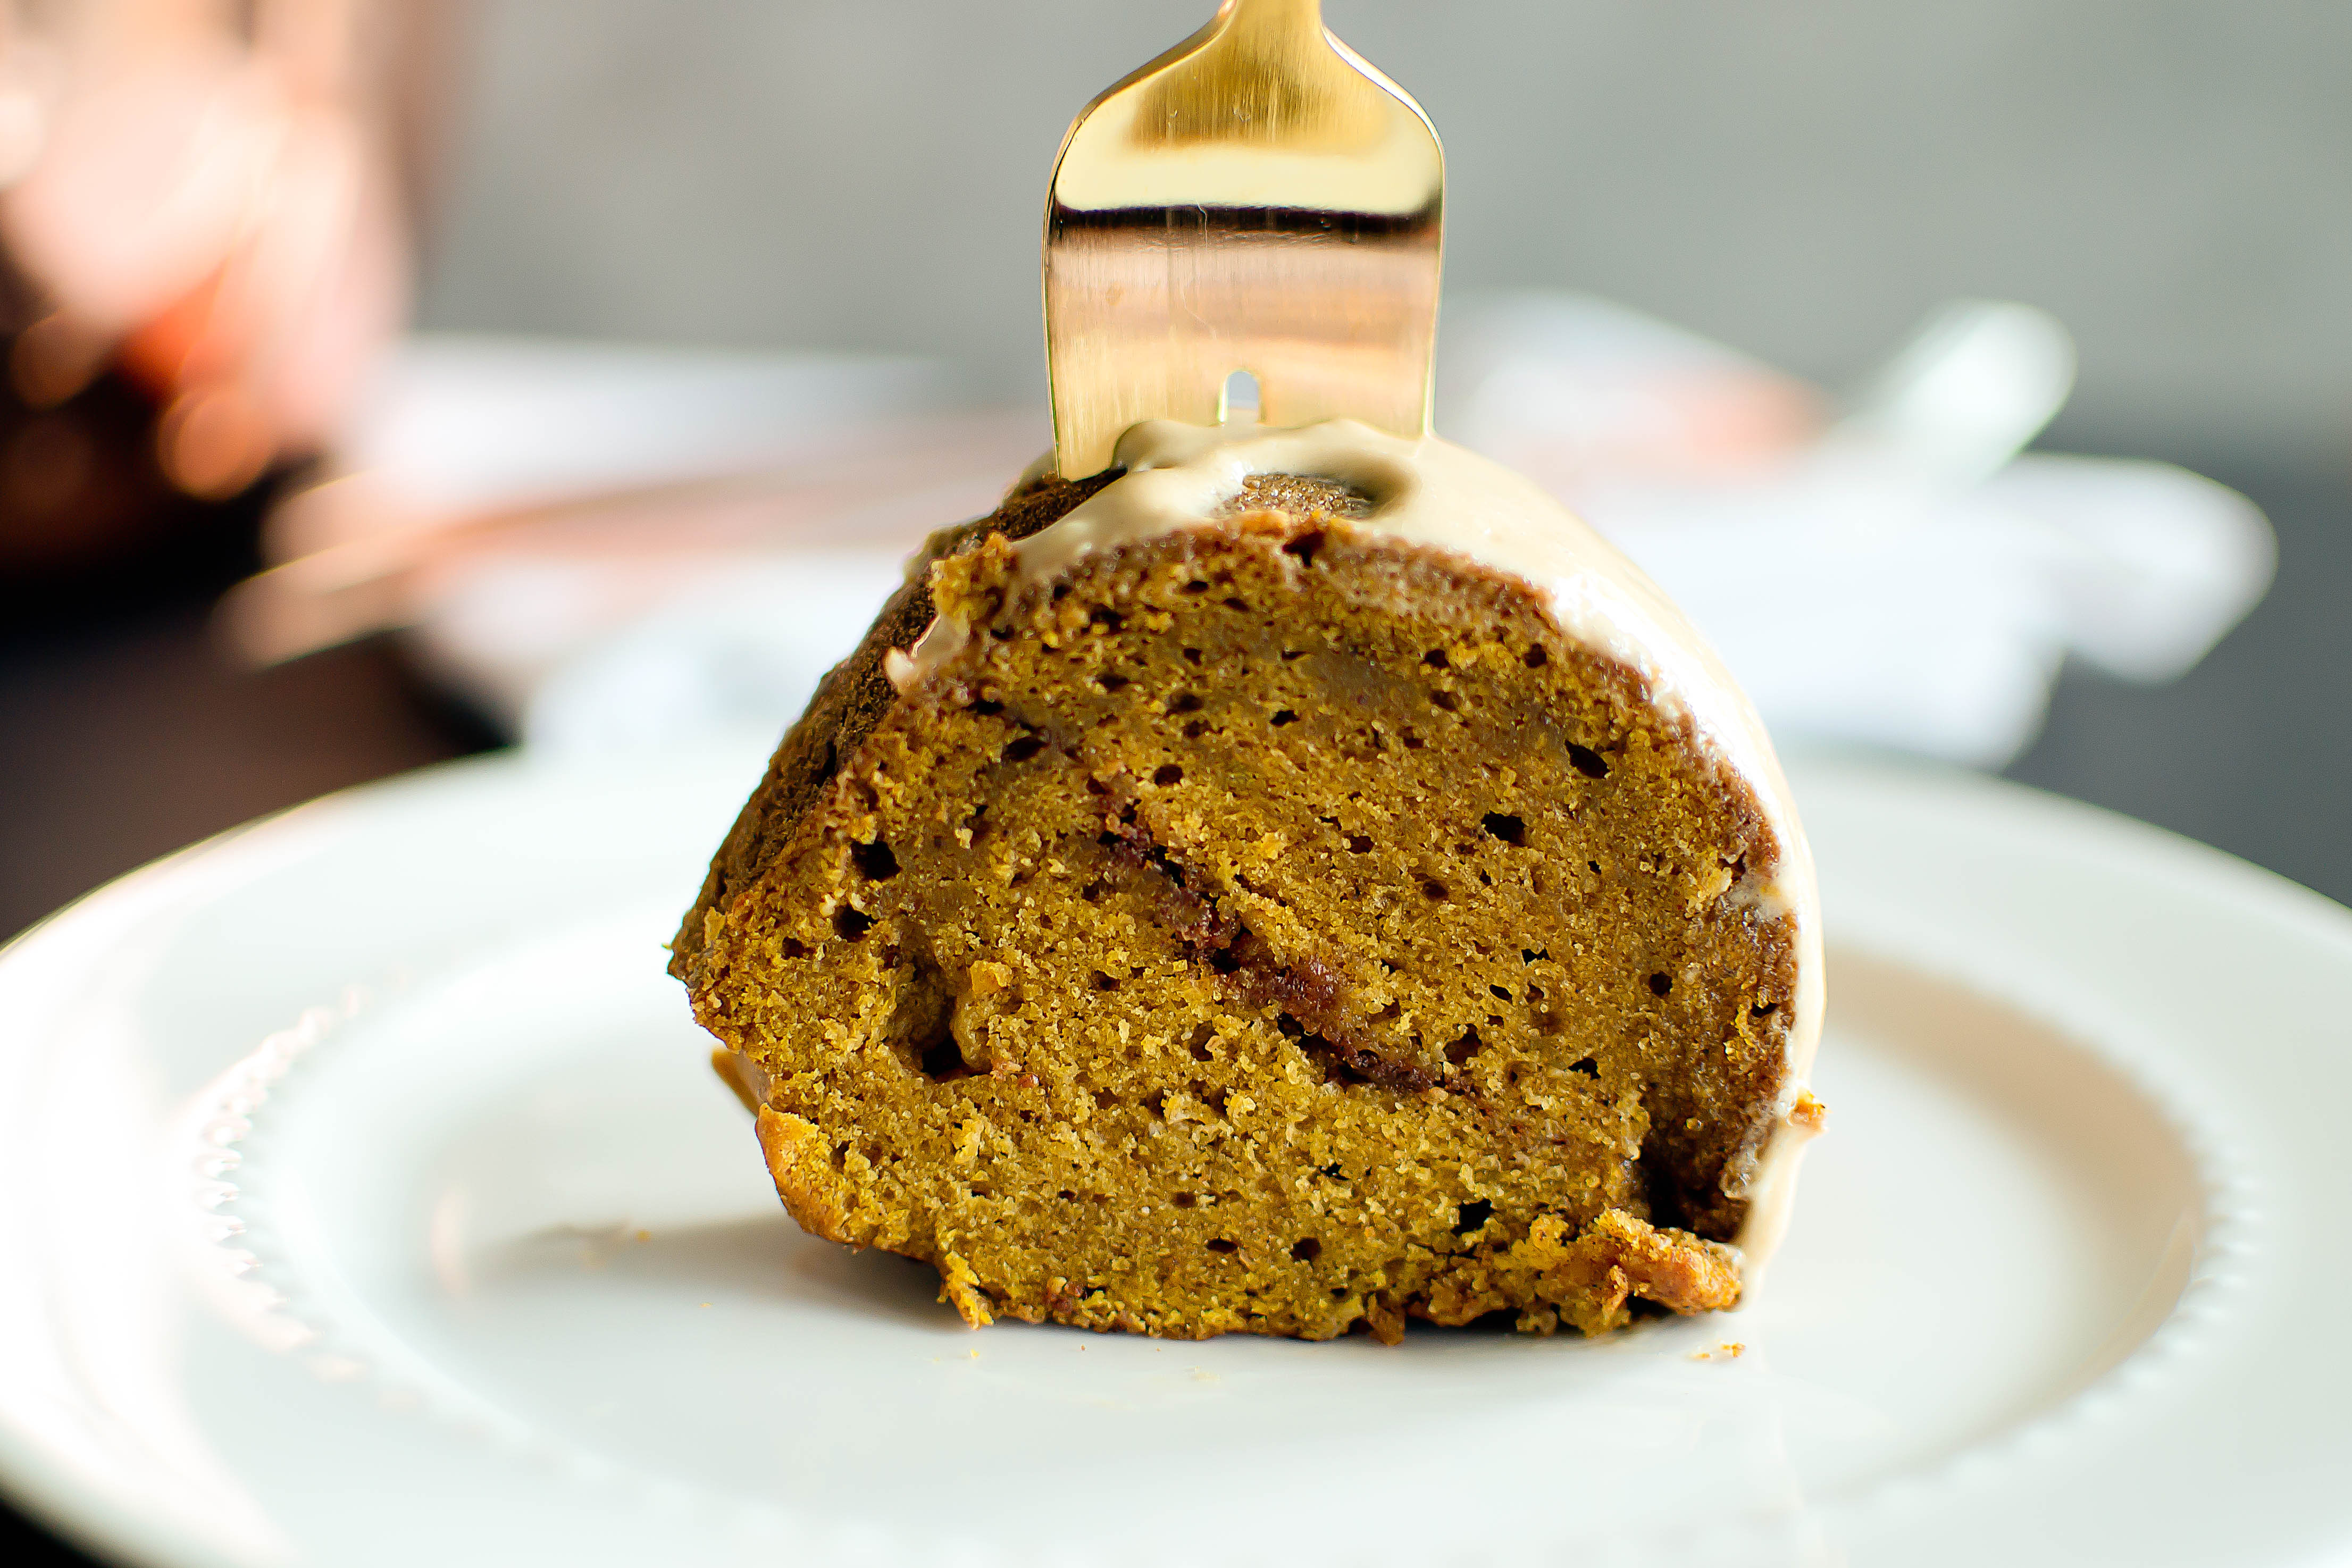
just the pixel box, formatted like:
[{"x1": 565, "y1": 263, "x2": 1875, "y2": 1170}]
[{"x1": 1043, "y1": 0, "x2": 1444, "y2": 479}]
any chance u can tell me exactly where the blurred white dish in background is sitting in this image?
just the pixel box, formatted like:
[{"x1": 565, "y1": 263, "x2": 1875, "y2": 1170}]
[
  {"x1": 1982, "y1": 454, "x2": 2275, "y2": 685},
  {"x1": 1436, "y1": 288, "x2": 1828, "y2": 485},
  {"x1": 1446, "y1": 294, "x2": 2271, "y2": 765},
  {"x1": 253, "y1": 336, "x2": 965, "y2": 740},
  {"x1": 220, "y1": 341, "x2": 1043, "y2": 689},
  {"x1": 239, "y1": 295, "x2": 2273, "y2": 766},
  {"x1": 301, "y1": 336, "x2": 957, "y2": 539},
  {"x1": 517, "y1": 553, "x2": 908, "y2": 753},
  {"x1": 1823, "y1": 298, "x2": 2079, "y2": 487},
  {"x1": 1577, "y1": 455, "x2": 2271, "y2": 765}
]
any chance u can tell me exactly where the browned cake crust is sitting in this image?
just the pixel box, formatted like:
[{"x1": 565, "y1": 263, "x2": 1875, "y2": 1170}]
[
  {"x1": 673, "y1": 470, "x2": 1119, "y2": 966},
  {"x1": 673, "y1": 476, "x2": 1800, "y2": 1341}
]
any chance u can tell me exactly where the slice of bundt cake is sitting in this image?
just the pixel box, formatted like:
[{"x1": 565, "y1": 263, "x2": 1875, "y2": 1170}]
[{"x1": 672, "y1": 418, "x2": 1823, "y2": 1343}]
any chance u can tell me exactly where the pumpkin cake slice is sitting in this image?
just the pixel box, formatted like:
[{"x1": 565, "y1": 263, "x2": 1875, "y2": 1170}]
[{"x1": 671, "y1": 418, "x2": 1823, "y2": 1343}]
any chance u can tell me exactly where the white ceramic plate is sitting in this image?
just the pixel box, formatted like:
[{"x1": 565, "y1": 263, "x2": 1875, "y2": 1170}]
[{"x1": 3, "y1": 747, "x2": 2348, "y2": 1568}]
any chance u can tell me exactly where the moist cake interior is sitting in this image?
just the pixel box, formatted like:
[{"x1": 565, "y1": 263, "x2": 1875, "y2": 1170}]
[{"x1": 675, "y1": 474, "x2": 1801, "y2": 1341}]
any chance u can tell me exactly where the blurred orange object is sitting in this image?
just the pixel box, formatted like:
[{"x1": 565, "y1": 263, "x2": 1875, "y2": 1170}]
[{"x1": 2, "y1": 0, "x2": 408, "y2": 502}]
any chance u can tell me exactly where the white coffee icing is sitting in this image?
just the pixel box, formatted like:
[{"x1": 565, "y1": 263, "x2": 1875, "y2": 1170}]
[{"x1": 895, "y1": 418, "x2": 1823, "y2": 1273}]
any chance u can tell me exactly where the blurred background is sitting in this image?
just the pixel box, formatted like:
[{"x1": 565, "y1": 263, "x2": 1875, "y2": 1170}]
[{"x1": 1, "y1": 2, "x2": 2347, "y2": 1552}]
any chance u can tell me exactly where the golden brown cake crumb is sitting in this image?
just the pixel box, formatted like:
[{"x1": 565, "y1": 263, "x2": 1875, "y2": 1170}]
[{"x1": 674, "y1": 466, "x2": 1805, "y2": 1342}]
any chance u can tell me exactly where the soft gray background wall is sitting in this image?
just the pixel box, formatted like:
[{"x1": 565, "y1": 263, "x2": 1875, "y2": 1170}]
[{"x1": 420, "y1": 1, "x2": 2352, "y2": 462}]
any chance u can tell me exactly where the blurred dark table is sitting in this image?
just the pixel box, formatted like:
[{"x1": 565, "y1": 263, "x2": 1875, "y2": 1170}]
[
  {"x1": 2005, "y1": 447, "x2": 2352, "y2": 906},
  {"x1": 0, "y1": 509, "x2": 501, "y2": 951},
  {"x1": 0, "y1": 445, "x2": 2345, "y2": 1566}
]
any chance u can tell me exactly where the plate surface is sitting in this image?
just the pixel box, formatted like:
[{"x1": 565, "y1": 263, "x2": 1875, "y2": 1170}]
[{"x1": 2, "y1": 747, "x2": 2348, "y2": 1568}]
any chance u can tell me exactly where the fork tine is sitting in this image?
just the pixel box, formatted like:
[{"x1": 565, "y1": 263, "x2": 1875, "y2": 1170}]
[{"x1": 1044, "y1": 0, "x2": 1444, "y2": 478}]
